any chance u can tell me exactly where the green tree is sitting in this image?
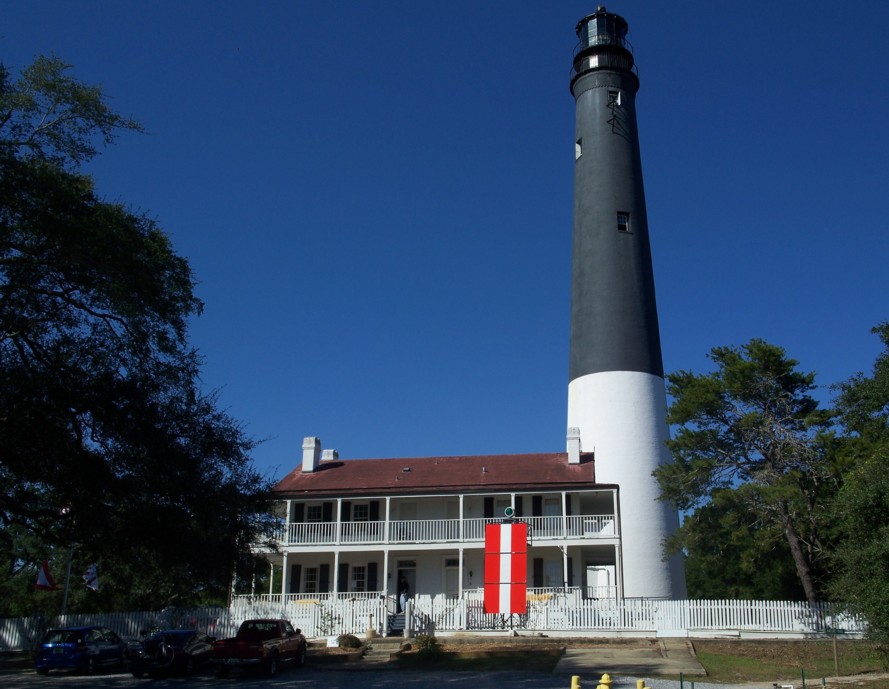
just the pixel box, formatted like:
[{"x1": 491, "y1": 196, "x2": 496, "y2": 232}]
[
  {"x1": 829, "y1": 323, "x2": 889, "y2": 644},
  {"x1": 678, "y1": 487, "x2": 805, "y2": 600},
  {"x1": 0, "y1": 57, "x2": 273, "y2": 613},
  {"x1": 656, "y1": 339, "x2": 836, "y2": 604}
]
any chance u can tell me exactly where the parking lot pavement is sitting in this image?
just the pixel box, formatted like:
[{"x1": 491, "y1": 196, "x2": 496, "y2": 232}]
[
  {"x1": 554, "y1": 639, "x2": 707, "y2": 678},
  {"x1": 0, "y1": 666, "x2": 584, "y2": 689}
]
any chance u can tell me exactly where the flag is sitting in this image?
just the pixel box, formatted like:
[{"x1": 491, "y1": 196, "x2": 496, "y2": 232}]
[
  {"x1": 83, "y1": 563, "x2": 99, "y2": 591},
  {"x1": 483, "y1": 522, "x2": 528, "y2": 615},
  {"x1": 35, "y1": 561, "x2": 60, "y2": 591}
]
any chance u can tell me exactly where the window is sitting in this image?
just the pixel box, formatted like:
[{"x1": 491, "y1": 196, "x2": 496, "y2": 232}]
[
  {"x1": 304, "y1": 567, "x2": 318, "y2": 593},
  {"x1": 617, "y1": 212, "x2": 630, "y2": 233},
  {"x1": 353, "y1": 504, "x2": 369, "y2": 522},
  {"x1": 575, "y1": 138, "x2": 582, "y2": 160},
  {"x1": 544, "y1": 560, "x2": 562, "y2": 588},
  {"x1": 607, "y1": 90, "x2": 620, "y2": 106},
  {"x1": 306, "y1": 505, "x2": 322, "y2": 522},
  {"x1": 351, "y1": 565, "x2": 366, "y2": 592}
]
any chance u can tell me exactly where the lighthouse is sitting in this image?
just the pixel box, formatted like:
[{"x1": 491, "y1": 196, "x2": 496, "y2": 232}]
[{"x1": 567, "y1": 7, "x2": 686, "y2": 599}]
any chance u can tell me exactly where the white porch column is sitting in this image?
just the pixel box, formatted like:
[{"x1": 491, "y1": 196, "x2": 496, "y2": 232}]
[
  {"x1": 458, "y1": 548, "x2": 464, "y2": 598},
  {"x1": 268, "y1": 561, "x2": 274, "y2": 595},
  {"x1": 561, "y1": 491, "x2": 568, "y2": 538},
  {"x1": 613, "y1": 488, "x2": 624, "y2": 600},
  {"x1": 385, "y1": 496, "x2": 391, "y2": 543},
  {"x1": 562, "y1": 545, "x2": 569, "y2": 592},
  {"x1": 336, "y1": 498, "x2": 342, "y2": 545},
  {"x1": 383, "y1": 549, "x2": 390, "y2": 598},
  {"x1": 458, "y1": 547, "x2": 467, "y2": 629},
  {"x1": 284, "y1": 499, "x2": 291, "y2": 544},
  {"x1": 459, "y1": 494, "x2": 464, "y2": 541},
  {"x1": 333, "y1": 550, "x2": 340, "y2": 601},
  {"x1": 281, "y1": 551, "x2": 288, "y2": 601}
]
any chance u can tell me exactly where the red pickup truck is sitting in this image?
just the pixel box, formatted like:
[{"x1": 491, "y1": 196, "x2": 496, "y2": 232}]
[{"x1": 211, "y1": 618, "x2": 306, "y2": 677}]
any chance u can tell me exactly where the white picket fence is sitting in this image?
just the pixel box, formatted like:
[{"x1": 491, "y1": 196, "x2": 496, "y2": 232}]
[
  {"x1": 0, "y1": 598, "x2": 865, "y2": 652},
  {"x1": 409, "y1": 597, "x2": 864, "y2": 638}
]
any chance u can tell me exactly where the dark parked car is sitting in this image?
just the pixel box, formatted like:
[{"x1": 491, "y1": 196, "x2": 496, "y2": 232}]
[
  {"x1": 34, "y1": 626, "x2": 127, "y2": 675},
  {"x1": 130, "y1": 629, "x2": 214, "y2": 677}
]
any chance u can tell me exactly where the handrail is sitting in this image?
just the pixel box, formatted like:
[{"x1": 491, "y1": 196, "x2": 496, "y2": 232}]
[{"x1": 272, "y1": 514, "x2": 617, "y2": 547}]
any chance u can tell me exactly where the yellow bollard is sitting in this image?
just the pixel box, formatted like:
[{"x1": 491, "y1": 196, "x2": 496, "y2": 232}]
[
  {"x1": 597, "y1": 673, "x2": 613, "y2": 689},
  {"x1": 571, "y1": 676, "x2": 581, "y2": 689},
  {"x1": 637, "y1": 680, "x2": 645, "y2": 689}
]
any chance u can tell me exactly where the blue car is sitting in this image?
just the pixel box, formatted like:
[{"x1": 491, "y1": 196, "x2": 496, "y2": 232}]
[{"x1": 34, "y1": 626, "x2": 127, "y2": 675}]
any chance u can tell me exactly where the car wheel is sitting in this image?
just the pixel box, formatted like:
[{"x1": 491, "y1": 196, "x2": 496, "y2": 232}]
[
  {"x1": 266, "y1": 652, "x2": 278, "y2": 677},
  {"x1": 156, "y1": 642, "x2": 175, "y2": 668},
  {"x1": 296, "y1": 643, "x2": 307, "y2": 667},
  {"x1": 216, "y1": 666, "x2": 231, "y2": 678},
  {"x1": 87, "y1": 657, "x2": 97, "y2": 675}
]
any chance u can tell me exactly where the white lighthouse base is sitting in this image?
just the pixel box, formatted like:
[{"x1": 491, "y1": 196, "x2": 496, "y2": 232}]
[{"x1": 568, "y1": 370, "x2": 686, "y2": 599}]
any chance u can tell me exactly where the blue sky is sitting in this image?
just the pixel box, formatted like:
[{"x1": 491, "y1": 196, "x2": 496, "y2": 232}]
[{"x1": 5, "y1": 1, "x2": 888, "y2": 481}]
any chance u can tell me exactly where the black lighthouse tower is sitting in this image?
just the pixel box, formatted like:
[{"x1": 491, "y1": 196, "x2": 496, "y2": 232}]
[{"x1": 567, "y1": 7, "x2": 686, "y2": 599}]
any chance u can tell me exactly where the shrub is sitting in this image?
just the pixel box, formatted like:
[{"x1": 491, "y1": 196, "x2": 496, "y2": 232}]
[
  {"x1": 337, "y1": 634, "x2": 363, "y2": 650},
  {"x1": 415, "y1": 634, "x2": 442, "y2": 661}
]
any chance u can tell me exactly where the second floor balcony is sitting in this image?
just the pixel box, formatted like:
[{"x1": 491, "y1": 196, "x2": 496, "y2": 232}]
[{"x1": 271, "y1": 514, "x2": 616, "y2": 548}]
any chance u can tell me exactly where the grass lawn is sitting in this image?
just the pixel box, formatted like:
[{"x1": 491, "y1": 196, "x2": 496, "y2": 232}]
[
  {"x1": 394, "y1": 637, "x2": 888, "y2": 686},
  {"x1": 691, "y1": 639, "x2": 886, "y2": 684}
]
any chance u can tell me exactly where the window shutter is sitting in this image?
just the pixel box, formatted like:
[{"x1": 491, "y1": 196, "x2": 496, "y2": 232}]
[
  {"x1": 290, "y1": 564, "x2": 302, "y2": 594},
  {"x1": 565, "y1": 495, "x2": 572, "y2": 516},
  {"x1": 319, "y1": 564, "x2": 330, "y2": 593},
  {"x1": 368, "y1": 562, "x2": 378, "y2": 592},
  {"x1": 532, "y1": 496, "x2": 543, "y2": 517},
  {"x1": 338, "y1": 563, "x2": 349, "y2": 592},
  {"x1": 483, "y1": 497, "x2": 494, "y2": 519},
  {"x1": 567, "y1": 557, "x2": 574, "y2": 587},
  {"x1": 369, "y1": 501, "x2": 380, "y2": 521},
  {"x1": 341, "y1": 501, "x2": 351, "y2": 522},
  {"x1": 533, "y1": 558, "x2": 544, "y2": 588},
  {"x1": 514, "y1": 496, "x2": 523, "y2": 517},
  {"x1": 293, "y1": 503, "x2": 305, "y2": 523},
  {"x1": 322, "y1": 502, "x2": 333, "y2": 522}
]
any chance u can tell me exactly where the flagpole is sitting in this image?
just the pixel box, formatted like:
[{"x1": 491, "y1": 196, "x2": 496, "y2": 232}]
[{"x1": 60, "y1": 548, "x2": 74, "y2": 616}]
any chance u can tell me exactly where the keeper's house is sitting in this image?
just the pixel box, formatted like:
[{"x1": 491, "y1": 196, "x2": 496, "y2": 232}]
[{"x1": 245, "y1": 436, "x2": 622, "y2": 607}]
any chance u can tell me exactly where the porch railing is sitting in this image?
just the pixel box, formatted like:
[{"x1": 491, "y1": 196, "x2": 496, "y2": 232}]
[{"x1": 275, "y1": 514, "x2": 618, "y2": 547}]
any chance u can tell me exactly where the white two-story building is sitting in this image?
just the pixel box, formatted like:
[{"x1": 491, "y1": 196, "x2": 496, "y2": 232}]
[{"x1": 251, "y1": 437, "x2": 623, "y2": 615}]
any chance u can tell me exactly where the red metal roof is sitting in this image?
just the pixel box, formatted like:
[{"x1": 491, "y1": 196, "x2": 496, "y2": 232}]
[{"x1": 273, "y1": 452, "x2": 598, "y2": 498}]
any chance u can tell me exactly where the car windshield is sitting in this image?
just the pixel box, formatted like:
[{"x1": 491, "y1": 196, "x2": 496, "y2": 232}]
[{"x1": 43, "y1": 630, "x2": 83, "y2": 644}]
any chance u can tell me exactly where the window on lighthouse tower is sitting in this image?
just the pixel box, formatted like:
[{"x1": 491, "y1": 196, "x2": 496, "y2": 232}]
[{"x1": 617, "y1": 212, "x2": 630, "y2": 233}]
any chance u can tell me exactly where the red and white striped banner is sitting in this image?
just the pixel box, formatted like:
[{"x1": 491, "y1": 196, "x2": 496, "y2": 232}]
[{"x1": 483, "y1": 522, "x2": 528, "y2": 614}]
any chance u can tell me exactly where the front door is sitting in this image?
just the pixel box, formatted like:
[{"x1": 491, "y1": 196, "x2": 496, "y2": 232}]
[{"x1": 397, "y1": 559, "x2": 416, "y2": 603}]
